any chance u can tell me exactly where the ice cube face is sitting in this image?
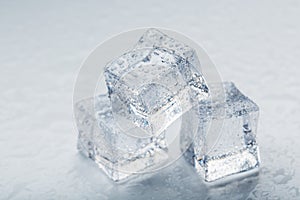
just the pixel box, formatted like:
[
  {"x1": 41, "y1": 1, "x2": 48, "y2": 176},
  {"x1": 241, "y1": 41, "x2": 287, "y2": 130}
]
[
  {"x1": 134, "y1": 28, "x2": 201, "y2": 68},
  {"x1": 75, "y1": 94, "x2": 168, "y2": 181},
  {"x1": 181, "y1": 82, "x2": 260, "y2": 182},
  {"x1": 105, "y1": 29, "x2": 209, "y2": 135}
]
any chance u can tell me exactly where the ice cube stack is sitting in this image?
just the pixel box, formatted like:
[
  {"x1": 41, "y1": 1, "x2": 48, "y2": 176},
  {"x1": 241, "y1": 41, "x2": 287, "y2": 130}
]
[{"x1": 75, "y1": 28, "x2": 260, "y2": 182}]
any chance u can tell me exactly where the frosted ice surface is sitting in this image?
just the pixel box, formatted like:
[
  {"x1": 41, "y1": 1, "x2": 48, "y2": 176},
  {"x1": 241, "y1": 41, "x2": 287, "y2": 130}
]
[
  {"x1": 181, "y1": 82, "x2": 260, "y2": 182},
  {"x1": 75, "y1": 94, "x2": 168, "y2": 181},
  {"x1": 104, "y1": 29, "x2": 209, "y2": 135}
]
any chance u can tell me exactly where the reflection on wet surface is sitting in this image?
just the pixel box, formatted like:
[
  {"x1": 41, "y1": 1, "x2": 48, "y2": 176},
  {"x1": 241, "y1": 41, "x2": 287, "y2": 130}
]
[{"x1": 73, "y1": 151, "x2": 298, "y2": 200}]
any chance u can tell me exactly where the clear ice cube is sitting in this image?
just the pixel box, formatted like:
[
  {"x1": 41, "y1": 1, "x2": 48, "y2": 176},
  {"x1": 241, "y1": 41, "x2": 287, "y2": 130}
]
[
  {"x1": 104, "y1": 29, "x2": 209, "y2": 135},
  {"x1": 75, "y1": 94, "x2": 168, "y2": 181},
  {"x1": 181, "y1": 82, "x2": 260, "y2": 182}
]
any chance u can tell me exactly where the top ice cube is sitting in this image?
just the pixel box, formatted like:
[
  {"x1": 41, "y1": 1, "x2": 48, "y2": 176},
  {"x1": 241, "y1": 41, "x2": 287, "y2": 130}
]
[{"x1": 104, "y1": 29, "x2": 209, "y2": 135}]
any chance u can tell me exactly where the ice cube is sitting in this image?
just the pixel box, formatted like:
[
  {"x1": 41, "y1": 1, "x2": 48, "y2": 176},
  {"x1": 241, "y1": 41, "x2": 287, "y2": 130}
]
[
  {"x1": 181, "y1": 82, "x2": 260, "y2": 182},
  {"x1": 75, "y1": 94, "x2": 168, "y2": 181},
  {"x1": 104, "y1": 30, "x2": 209, "y2": 135}
]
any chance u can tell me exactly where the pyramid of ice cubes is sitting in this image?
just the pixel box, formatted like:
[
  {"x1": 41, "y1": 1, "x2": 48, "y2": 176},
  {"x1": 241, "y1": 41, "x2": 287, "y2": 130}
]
[{"x1": 75, "y1": 28, "x2": 260, "y2": 183}]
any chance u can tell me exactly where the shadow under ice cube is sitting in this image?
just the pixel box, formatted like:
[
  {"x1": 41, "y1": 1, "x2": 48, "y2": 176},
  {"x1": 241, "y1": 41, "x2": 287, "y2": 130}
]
[
  {"x1": 104, "y1": 29, "x2": 209, "y2": 136},
  {"x1": 182, "y1": 82, "x2": 260, "y2": 182},
  {"x1": 75, "y1": 95, "x2": 168, "y2": 181}
]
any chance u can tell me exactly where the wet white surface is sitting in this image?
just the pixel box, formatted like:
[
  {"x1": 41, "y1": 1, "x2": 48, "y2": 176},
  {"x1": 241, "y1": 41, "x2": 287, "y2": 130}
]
[{"x1": 1, "y1": 0, "x2": 300, "y2": 199}]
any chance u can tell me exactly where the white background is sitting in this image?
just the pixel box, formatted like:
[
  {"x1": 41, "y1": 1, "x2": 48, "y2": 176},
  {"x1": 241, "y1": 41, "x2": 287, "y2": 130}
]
[{"x1": 0, "y1": 1, "x2": 299, "y2": 199}]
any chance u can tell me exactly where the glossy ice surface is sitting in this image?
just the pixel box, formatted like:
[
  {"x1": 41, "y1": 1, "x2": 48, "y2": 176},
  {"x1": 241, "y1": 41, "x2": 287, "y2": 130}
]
[
  {"x1": 134, "y1": 28, "x2": 201, "y2": 68},
  {"x1": 75, "y1": 95, "x2": 168, "y2": 181}
]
